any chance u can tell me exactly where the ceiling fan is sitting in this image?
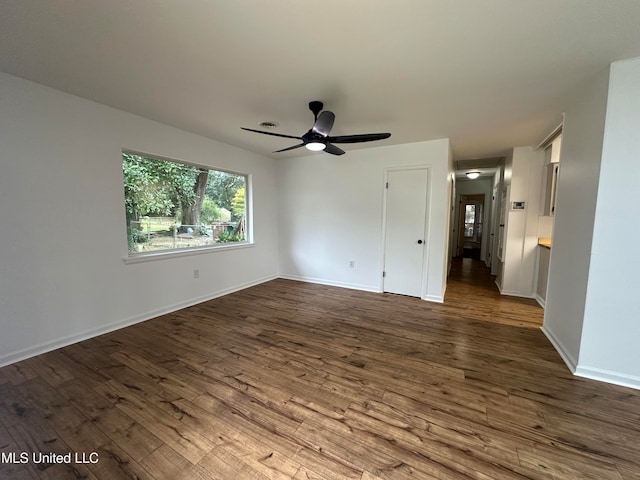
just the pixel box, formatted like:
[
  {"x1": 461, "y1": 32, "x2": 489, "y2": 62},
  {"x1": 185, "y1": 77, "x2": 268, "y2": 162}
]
[{"x1": 241, "y1": 101, "x2": 391, "y2": 156}]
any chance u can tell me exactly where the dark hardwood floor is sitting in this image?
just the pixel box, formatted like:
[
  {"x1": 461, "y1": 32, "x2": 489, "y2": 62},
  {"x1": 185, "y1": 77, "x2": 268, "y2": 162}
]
[
  {"x1": 1, "y1": 259, "x2": 639, "y2": 479},
  {"x1": 444, "y1": 257, "x2": 543, "y2": 328}
]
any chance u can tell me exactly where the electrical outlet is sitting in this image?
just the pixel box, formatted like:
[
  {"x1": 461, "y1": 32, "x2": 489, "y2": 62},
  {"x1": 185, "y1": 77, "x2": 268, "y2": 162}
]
[
  {"x1": 349, "y1": 260, "x2": 355, "y2": 268},
  {"x1": 193, "y1": 269, "x2": 200, "y2": 279}
]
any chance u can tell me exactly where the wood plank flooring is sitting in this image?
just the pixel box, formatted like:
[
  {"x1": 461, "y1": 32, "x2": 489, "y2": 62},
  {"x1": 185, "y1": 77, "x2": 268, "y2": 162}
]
[
  {"x1": 2, "y1": 258, "x2": 640, "y2": 479},
  {"x1": 444, "y1": 257, "x2": 544, "y2": 328}
]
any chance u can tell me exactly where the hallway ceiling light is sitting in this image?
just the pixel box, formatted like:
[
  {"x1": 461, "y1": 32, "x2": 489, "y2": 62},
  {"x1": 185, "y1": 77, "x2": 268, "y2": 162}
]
[{"x1": 466, "y1": 171, "x2": 481, "y2": 180}]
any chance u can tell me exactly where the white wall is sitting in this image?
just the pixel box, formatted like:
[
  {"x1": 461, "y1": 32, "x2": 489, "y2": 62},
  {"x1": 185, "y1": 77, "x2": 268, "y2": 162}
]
[
  {"x1": 498, "y1": 147, "x2": 544, "y2": 297},
  {"x1": 0, "y1": 72, "x2": 280, "y2": 366},
  {"x1": 537, "y1": 215, "x2": 554, "y2": 239},
  {"x1": 542, "y1": 67, "x2": 610, "y2": 372},
  {"x1": 277, "y1": 139, "x2": 452, "y2": 302},
  {"x1": 576, "y1": 57, "x2": 640, "y2": 389}
]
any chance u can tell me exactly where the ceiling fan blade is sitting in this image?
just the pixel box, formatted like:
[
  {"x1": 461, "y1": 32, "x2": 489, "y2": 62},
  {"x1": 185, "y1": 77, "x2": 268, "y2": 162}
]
[
  {"x1": 312, "y1": 111, "x2": 335, "y2": 136},
  {"x1": 241, "y1": 127, "x2": 302, "y2": 140},
  {"x1": 324, "y1": 143, "x2": 345, "y2": 156},
  {"x1": 327, "y1": 132, "x2": 391, "y2": 144},
  {"x1": 273, "y1": 143, "x2": 305, "y2": 153}
]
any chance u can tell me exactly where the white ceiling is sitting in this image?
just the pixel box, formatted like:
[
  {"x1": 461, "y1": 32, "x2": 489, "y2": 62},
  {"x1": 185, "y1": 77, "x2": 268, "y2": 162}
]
[{"x1": 1, "y1": 1, "x2": 639, "y2": 162}]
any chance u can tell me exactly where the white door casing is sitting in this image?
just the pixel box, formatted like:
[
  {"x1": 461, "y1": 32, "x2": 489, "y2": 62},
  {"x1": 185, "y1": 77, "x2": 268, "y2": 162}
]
[{"x1": 382, "y1": 167, "x2": 429, "y2": 297}]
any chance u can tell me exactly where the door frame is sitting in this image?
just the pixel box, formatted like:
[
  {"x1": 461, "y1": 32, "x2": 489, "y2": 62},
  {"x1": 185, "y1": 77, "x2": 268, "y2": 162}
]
[
  {"x1": 380, "y1": 165, "x2": 431, "y2": 298},
  {"x1": 456, "y1": 194, "x2": 485, "y2": 257}
]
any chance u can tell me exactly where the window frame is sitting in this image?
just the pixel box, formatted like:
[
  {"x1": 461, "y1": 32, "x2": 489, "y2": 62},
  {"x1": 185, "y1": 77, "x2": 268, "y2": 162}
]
[{"x1": 122, "y1": 149, "x2": 253, "y2": 263}]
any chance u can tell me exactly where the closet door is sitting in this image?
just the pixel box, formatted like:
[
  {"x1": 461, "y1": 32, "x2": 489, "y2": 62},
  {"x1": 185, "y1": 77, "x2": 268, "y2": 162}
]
[{"x1": 383, "y1": 167, "x2": 429, "y2": 297}]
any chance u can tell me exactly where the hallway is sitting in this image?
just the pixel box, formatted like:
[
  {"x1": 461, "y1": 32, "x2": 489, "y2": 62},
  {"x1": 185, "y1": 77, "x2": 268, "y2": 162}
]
[{"x1": 444, "y1": 257, "x2": 543, "y2": 328}]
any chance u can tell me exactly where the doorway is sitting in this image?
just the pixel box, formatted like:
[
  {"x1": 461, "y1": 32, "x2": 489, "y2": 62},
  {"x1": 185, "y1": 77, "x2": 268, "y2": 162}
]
[
  {"x1": 382, "y1": 167, "x2": 429, "y2": 297},
  {"x1": 457, "y1": 194, "x2": 484, "y2": 259}
]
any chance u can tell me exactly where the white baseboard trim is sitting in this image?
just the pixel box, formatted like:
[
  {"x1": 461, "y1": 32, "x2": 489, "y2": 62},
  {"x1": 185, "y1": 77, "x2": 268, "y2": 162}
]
[
  {"x1": 535, "y1": 294, "x2": 546, "y2": 308},
  {"x1": 423, "y1": 294, "x2": 444, "y2": 304},
  {"x1": 500, "y1": 289, "x2": 536, "y2": 299},
  {"x1": 279, "y1": 274, "x2": 380, "y2": 293},
  {"x1": 281, "y1": 273, "x2": 446, "y2": 304},
  {"x1": 495, "y1": 280, "x2": 537, "y2": 300},
  {"x1": 575, "y1": 365, "x2": 640, "y2": 391},
  {"x1": 428, "y1": 282, "x2": 447, "y2": 304},
  {"x1": 424, "y1": 279, "x2": 445, "y2": 303},
  {"x1": 0, "y1": 274, "x2": 278, "y2": 368},
  {"x1": 279, "y1": 273, "x2": 446, "y2": 302},
  {"x1": 541, "y1": 326, "x2": 640, "y2": 390},
  {"x1": 540, "y1": 325, "x2": 578, "y2": 373}
]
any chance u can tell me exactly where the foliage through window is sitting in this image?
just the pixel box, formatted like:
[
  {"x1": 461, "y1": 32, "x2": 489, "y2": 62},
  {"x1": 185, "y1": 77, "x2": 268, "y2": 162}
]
[{"x1": 123, "y1": 152, "x2": 248, "y2": 255}]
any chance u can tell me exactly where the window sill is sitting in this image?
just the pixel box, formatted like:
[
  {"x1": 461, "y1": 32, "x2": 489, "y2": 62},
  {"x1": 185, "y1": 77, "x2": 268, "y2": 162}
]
[{"x1": 123, "y1": 242, "x2": 254, "y2": 264}]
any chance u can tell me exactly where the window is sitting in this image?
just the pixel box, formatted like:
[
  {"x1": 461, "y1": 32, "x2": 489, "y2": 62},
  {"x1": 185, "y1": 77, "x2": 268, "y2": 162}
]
[
  {"x1": 464, "y1": 204, "x2": 476, "y2": 238},
  {"x1": 122, "y1": 151, "x2": 249, "y2": 256}
]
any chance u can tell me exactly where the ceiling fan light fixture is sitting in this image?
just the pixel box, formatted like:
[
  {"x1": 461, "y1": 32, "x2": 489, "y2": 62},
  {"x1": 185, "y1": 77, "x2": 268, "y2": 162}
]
[
  {"x1": 466, "y1": 171, "x2": 481, "y2": 180},
  {"x1": 305, "y1": 141, "x2": 326, "y2": 151}
]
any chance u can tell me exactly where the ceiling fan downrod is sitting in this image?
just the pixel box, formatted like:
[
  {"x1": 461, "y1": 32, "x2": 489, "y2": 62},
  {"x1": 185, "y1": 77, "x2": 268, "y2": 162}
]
[{"x1": 309, "y1": 101, "x2": 323, "y2": 121}]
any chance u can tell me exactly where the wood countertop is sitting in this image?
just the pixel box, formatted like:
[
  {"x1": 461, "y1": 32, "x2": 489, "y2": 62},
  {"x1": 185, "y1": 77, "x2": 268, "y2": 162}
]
[{"x1": 538, "y1": 237, "x2": 552, "y2": 249}]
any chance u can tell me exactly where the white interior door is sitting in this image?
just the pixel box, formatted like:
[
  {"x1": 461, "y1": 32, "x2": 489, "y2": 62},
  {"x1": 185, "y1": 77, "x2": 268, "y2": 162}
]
[{"x1": 383, "y1": 168, "x2": 429, "y2": 297}]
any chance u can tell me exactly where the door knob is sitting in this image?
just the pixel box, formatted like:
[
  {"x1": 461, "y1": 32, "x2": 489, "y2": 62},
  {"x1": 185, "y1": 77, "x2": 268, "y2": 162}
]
[{"x1": 417, "y1": 239, "x2": 423, "y2": 244}]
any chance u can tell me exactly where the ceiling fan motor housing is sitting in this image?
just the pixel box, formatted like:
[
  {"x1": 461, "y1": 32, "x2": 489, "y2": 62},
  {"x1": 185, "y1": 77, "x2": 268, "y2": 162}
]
[{"x1": 309, "y1": 101, "x2": 324, "y2": 119}]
